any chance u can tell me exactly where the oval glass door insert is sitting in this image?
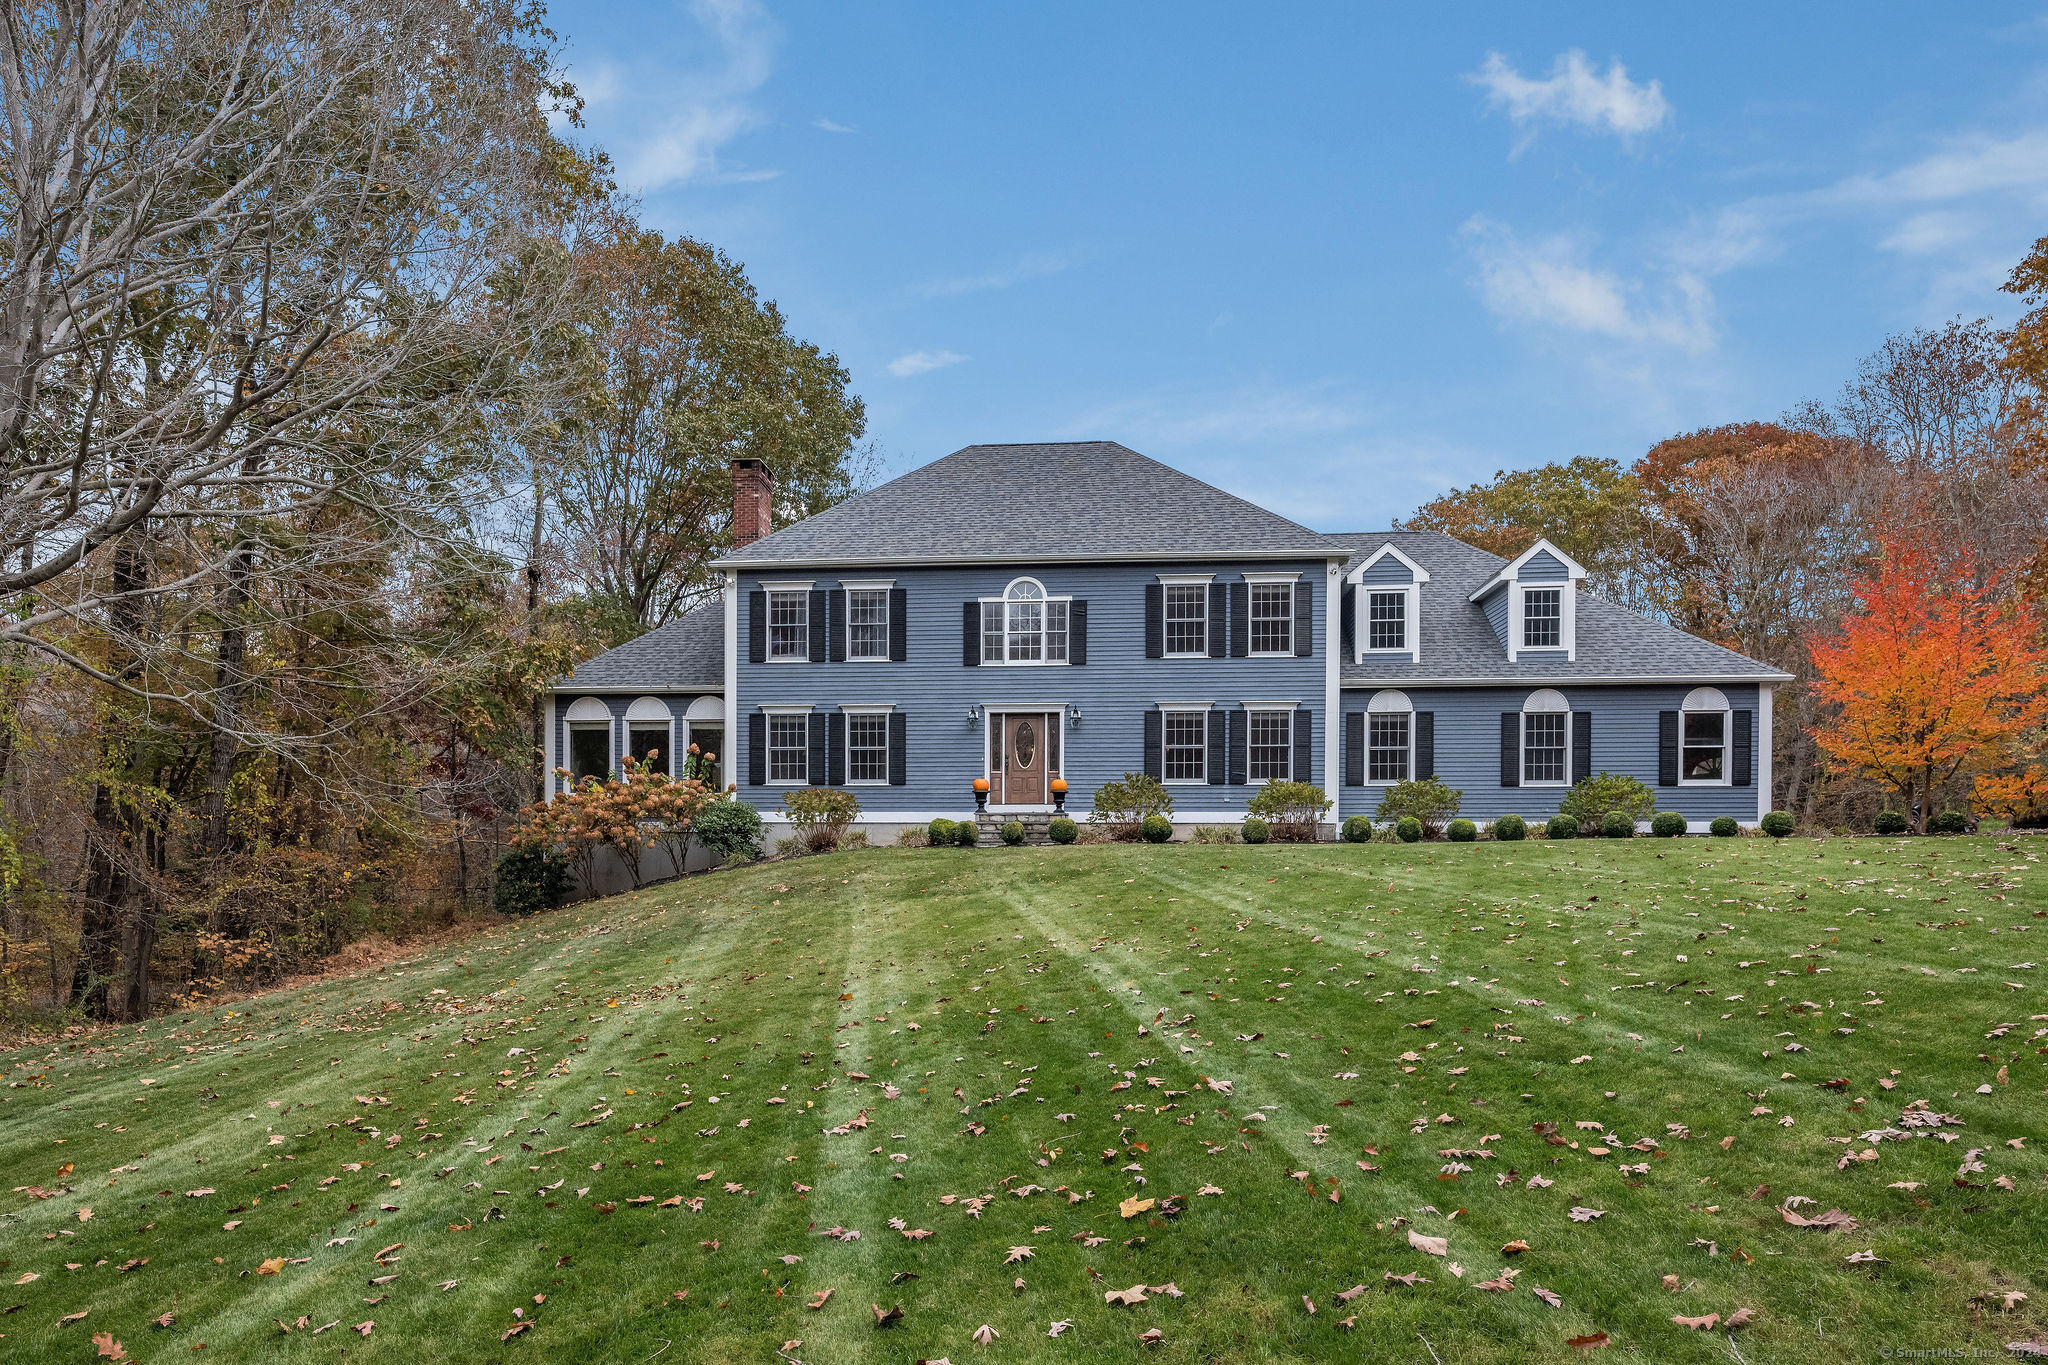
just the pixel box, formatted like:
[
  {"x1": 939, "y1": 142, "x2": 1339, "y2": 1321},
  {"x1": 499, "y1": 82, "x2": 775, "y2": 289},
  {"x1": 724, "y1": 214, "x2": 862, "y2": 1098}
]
[{"x1": 1014, "y1": 720, "x2": 1037, "y2": 768}]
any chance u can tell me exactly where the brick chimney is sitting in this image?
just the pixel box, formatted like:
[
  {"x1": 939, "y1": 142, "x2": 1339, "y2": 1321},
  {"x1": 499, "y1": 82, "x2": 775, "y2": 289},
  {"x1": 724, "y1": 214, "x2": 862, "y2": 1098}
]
[{"x1": 731, "y1": 458, "x2": 774, "y2": 549}]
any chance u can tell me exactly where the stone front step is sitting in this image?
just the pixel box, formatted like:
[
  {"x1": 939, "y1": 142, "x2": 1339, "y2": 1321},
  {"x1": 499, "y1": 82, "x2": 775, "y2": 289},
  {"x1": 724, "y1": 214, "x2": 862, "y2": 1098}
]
[{"x1": 974, "y1": 810, "x2": 1064, "y2": 847}]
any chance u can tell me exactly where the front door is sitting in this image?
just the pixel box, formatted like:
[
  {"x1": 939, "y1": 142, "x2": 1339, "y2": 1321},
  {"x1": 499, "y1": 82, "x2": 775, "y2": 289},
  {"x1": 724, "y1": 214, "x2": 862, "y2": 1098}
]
[{"x1": 997, "y1": 713, "x2": 1046, "y2": 806}]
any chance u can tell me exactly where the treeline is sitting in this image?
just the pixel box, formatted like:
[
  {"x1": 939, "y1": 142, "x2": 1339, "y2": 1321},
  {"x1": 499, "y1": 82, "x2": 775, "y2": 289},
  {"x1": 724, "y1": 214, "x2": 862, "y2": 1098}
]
[
  {"x1": 1402, "y1": 282, "x2": 2048, "y2": 830},
  {"x1": 0, "y1": 0, "x2": 867, "y2": 1023}
]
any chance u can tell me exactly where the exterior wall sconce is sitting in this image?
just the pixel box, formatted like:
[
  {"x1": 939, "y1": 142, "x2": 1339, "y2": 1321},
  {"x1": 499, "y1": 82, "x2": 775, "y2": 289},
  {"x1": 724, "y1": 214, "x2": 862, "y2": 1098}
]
[
  {"x1": 966, "y1": 704, "x2": 981, "y2": 726},
  {"x1": 1067, "y1": 706, "x2": 1081, "y2": 727}
]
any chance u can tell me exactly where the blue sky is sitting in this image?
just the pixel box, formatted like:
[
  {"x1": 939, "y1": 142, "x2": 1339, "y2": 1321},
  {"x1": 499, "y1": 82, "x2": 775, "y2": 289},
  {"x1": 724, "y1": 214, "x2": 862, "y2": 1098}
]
[{"x1": 551, "y1": 1, "x2": 2048, "y2": 530}]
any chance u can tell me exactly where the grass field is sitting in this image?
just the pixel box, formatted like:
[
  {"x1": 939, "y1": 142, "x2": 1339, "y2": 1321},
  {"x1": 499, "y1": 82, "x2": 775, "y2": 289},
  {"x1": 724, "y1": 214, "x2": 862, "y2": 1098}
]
[{"x1": 3, "y1": 837, "x2": 2046, "y2": 1364}]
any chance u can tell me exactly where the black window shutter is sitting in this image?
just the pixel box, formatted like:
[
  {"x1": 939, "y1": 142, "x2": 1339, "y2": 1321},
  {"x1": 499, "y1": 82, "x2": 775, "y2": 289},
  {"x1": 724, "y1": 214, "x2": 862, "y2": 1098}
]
[
  {"x1": 889, "y1": 588, "x2": 908, "y2": 662},
  {"x1": 1415, "y1": 711, "x2": 1435, "y2": 780},
  {"x1": 1293, "y1": 580, "x2": 1314, "y2": 657},
  {"x1": 1340, "y1": 585, "x2": 1355, "y2": 658},
  {"x1": 1732, "y1": 709, "x2": 1753, "y2": 787},
  {"x1": 748, "y1": 711, "x2": 766, "y2": 786},
  {"x1": 1345, "y1": 711, "x2": 1364, "y2": 787},
  {"x1": 1208, "y1": 582, "x2": 1227, "y2": 658},
  {"x1": 827, "y1": 711, "x2": 846, "y2": 786},
  {"x1": 888, "y1": 711, "x2": 907, "y2": 786},
  {"x1": 828, "y1": 589, "x2": 847, "y2": 662},
  {"x1": 1292, "y1": 708, "x2": 1312, "y2": 782},
  {"x1": 962, "y1": 601, "x2": 980, "y2": 666},
  {"x1": 748, "y1": 591, "x2": 766, "y2": 664},
  {"x1": 1207, "y1": 709, "x2": 1225, "y2": 785},
  {"x1": 1228, "y1": 708, "x2": 1247, "y2": 785},
  {"x1": 1142, "y1": 709, "x2": 1163, "y2": 780},
  {"x1": 1144, "y1": 583, "x2": 1164, "y2": 659},
  {"x1": 1230, "y1": 582, "x2": 1249, "y2": 657},
  {"x1": 1500, "y1": 713, "x2": 1519, "y2": 787},
  {"x1": 1571, "y1": 711, "x2": 1592, "y2": 785},
  {"x1": 1070, "y1": 600, "x2": 1088, "y2": 664},
  {"x1": 1657, "y1": 711, "x2": 1680, "y2": 786},
  {"x1": 808, "y1": 712, "x2": 827, "y2": 786},
  {"x1": 808, "y1": 589, "x2": 827, "y2": 663}
]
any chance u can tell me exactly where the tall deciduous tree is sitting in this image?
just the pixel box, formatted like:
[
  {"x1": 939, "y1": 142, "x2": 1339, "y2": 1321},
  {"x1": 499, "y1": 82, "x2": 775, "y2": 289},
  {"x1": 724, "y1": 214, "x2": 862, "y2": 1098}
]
[
  {"x1": 1809, "y1": 539, "x2": 2048, "y2": 831},
  {"x1": 1400, "y1": 455, "x2": 1644, "y2": 606}
]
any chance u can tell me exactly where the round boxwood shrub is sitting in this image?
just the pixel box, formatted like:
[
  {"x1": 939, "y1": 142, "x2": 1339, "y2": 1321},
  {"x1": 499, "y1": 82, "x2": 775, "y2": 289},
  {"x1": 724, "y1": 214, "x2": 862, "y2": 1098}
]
[
  {"x1": 1048, "y1": 815, "x2": 1077, "y2": 844},
  {"x1": 1493, "y1": 813, "x2": 1527, "y2": 842},
  {"x1": 955, "y1": 819, "x2": 981, "y2": 848},
  {"x1": 927, "y1": 817, "x2": 957, "y2": 847},
  {"x1": 1709, "y1": 816, "x2": 1739, "y2": 838},
  {"x1": 1930, "y1": 809, "x2": 1968, "y2": 835},
  {"x1": 1340, "y1": 814, "x2": 1373, "y2": 843},
  {"x1": 1447, "y1": 818, "x2": 1477, "y2": 842},
  {"x1": 1760, "y1": 810, "x2": 1795, "y2": 838},
  {"x1": 694, "y1": 797, "x2": 764, "y2": 861},
  {"x1": 1601, "y1": 810, "x2": 1634, "y2": 839},
  {"x1": 1873, "y1": 809, "x2": 1908, "y2": 835},
  {"x1": 1546, "y1": 813, "x2": 1579, "y2": 840},
  {"x1": 1395, "y1": 815, "x2": 1423, "y2": 843},
  {"x1": 1241, "y1": 817, "x2": 1271, "y2": 844},
  {"x1": 1140, "y1": 813, "x2": 1173, "y2": 844},
  {"x1": 493, "y1": 846, "x2": 567, "y2": 917},
  {"x1": 1650, "y1": 811, "x2": 1687, "y2": 839},
  {"x1": 1000, "y1": 820, "x2": 1026, "y2": 846}
]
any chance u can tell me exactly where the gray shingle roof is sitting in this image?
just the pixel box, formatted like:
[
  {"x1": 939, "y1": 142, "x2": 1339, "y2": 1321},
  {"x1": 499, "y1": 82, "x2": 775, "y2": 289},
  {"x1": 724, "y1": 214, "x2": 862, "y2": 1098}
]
[
  {"x1": 1334, "y1": 530, "x2": 1792, "y2": 684},
  {"x1": 556, "y1": 604, "x2": 723, "y2": 691},
  {"x1": 715, "y1": 441, "x2": 1347, "y2": 566}
]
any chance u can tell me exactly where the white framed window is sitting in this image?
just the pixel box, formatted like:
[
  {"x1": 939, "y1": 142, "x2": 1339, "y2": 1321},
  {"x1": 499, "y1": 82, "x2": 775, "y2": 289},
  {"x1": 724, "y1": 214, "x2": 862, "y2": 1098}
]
[
  {"x1": 1522, "y1": 587, "x2": 1562, "y2": 649},
  {"x1": 625, "y1": 696, "x2": 674, "y2": 775},
  {"x1": 1681, "y1": 686, "x2": 1730, "y2": 784},
  {"x1": 768, "y1": 589, "x2": 809, "y2": 661},
  {"x1": 1366, "y1": 590, "x2": 1407, "y2": 652},
  {"x1": 847, "y1": 588, "x2": 890, "y2": 660},
  {"x1": 1164, "y1": 583, "x2": 1207, "y2": 656},
  {"x1": 767, "y1": 713, "x2": 810, "y2": 783},
  {"x1": 1365, "y1": 689, "x2": 1412, "y2": 784},
  {"x1": 1521, "y1": 688, "x2": 1570, "y2": 786},
  {"x1": 1247, "y1": 708, "x2": 1292, "y2": 782},
  {"x1": 846, "y1": 711, "x2": 890, "y2": 783},
  {"x1": 980, "y1": 578, "x2": 1070, "y2": 666},
  {"x1": 1249, "y1": 582, "x2": 1293, "y2": 655},
  {"x1": 564, "y1": 696, "x2": 612, "y2": 787},
  {"x1": 1163, "y1": 708, "x2": 1207, "y2": 783}
]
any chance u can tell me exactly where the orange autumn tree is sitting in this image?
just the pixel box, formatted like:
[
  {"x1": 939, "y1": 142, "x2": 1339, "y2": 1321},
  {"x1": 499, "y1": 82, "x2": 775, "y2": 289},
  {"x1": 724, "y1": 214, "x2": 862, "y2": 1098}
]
[{"x1": 1810, "y1": 539, "x2": 2048, "y2": 830}]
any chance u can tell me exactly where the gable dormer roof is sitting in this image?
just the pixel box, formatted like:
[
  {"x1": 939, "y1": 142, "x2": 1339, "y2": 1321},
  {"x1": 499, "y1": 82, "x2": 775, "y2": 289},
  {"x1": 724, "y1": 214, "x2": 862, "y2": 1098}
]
[
  {"x1": 1346, "y1": 540, "x2": 1431, "y2": 584},
  {"x1": 1467, "y1": 537, "x2": 1587, "y2": 602},
  {"x1": 712, "y1": 442, "x2": 1348, "y2": 568}
]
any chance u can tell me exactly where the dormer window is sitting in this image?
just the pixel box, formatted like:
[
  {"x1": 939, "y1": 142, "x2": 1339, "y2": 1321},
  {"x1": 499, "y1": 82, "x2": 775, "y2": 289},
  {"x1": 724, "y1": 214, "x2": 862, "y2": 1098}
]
[
  {"x1": 1347, "y1": 543, "x2": 1428, "y2": 664},
  {"x1": 1522, "y1": 587, "x2": 1562, "y2": 649},
  {"x1": 1367, "y1": 591, "x2": 1407, "y2": 650},
  {"x1": 1468, "y1": 539, "x2": 1585, "y2": 661}
]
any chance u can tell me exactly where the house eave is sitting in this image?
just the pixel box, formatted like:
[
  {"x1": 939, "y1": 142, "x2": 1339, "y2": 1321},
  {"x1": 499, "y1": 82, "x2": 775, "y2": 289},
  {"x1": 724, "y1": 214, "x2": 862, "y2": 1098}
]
[
  {"x1": 1341, "y1": 671, "x2": 1795, "y2": 689},
  {"x1": 712, "y1": 548, "x2": 1350, "y2": 572}
]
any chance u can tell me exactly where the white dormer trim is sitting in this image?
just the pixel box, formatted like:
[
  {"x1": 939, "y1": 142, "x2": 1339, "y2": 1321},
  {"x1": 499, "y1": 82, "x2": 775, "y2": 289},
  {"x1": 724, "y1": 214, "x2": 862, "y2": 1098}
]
[
  {"x1": 1347, "y1": 542, "x2": 1428, "y2": 665},
  {"x1": 1345, "y1": 542, "x2": 1431, "y2": 585},
  {"x1": 1467, "y1": 538, "x2": 1586, "y2": 663}
]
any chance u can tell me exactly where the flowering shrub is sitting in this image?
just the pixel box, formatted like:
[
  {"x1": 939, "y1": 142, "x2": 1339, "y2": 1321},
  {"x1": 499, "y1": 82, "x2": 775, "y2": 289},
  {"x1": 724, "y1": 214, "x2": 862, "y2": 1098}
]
[{"x1": 510, "y1": 752, "x2": 720, "y2": 894}]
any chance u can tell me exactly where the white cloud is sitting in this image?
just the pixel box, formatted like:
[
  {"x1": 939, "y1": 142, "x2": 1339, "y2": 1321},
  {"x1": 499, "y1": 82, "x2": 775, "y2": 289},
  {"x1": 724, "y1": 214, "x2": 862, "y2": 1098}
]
[
  {"x1": 1468, "y1": 49, "x2": 1670, "y2": 141},
  {"x1": 886, "y1": 349, "x2": 967, "y2": 378},
  {"x1": 601, "y1": 0, "x2": 781, "y2": 192},
  {"x1": 917, "y1": 252, "x2": 1070, "y2": 299},
  {"x1": 813, "y1": 115, "x2": 855, "y2": 134},
  {"x1": 1462, "y1": 216, "x2": 1715, "y2": 353}
]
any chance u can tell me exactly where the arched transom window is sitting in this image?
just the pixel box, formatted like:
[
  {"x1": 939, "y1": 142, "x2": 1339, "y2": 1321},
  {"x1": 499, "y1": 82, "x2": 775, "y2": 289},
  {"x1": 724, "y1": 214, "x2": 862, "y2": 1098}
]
[
  {"x1": 1520, "y1": 689, "x2": 1570, "y2": 786},
  {"x1": 1680, "y1": 687, "x2": 1730, "y2": 783},
  {"x1": 980, "y1": 577, "x2": 1071, "y2": 665}
]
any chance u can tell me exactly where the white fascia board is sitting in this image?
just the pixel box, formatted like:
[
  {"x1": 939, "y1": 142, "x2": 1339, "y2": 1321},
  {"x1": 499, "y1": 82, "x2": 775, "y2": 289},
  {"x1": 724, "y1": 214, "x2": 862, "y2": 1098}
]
[
  {"x1": 1345, "y1": 542, "x2": 1431, "y2": 584},
  {"x1": 1338, "y1": 671, "x2": 1798, "y2": 687}
]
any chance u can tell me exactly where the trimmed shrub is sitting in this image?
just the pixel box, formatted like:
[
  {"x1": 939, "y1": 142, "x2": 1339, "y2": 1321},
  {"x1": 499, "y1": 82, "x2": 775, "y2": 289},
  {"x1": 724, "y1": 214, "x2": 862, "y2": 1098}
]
[
  {"x1": 955, "y1": 819, "x2": 980, "y2": 848},
  {"x1": 1048, "y1": 816, "x2": 1077, "y2": 845},
  {"x1": 1493, "y1": 813, "x2": 1527, "y2": 842},
  {"x1": 1651, "y1": 811, "x2": 1687, "y2": 839},
  {"x1": 1000, "y1": 820, "x2": 1026, "y2": 846},
  {"x1": 1447, "y1": 818, "x2": 1477, "y2": 843},
  {"x1": 1395, "y1": 815, "x2": 1423, "y2": 843},
  {"x1": 493, "y1": 846, "x2": 567, "y2": 916},
  {"x1": 1374, "y1": 778, "x2": 1462, "y2": 840},
  {"x1": 927, "y1": 818, "x2": 957, "y2": 847},
  {"x1": 1241, "y1": 817, "x2": 1271, "y2": 844},
  {"x1": 1930, "y1": 809, "x2": 1968, "y2": 835},
  {"x1": 1340, "y1": 814, "x2": 1374, "y2": 844},
  {"x1": 1247, "y1": 781, "x2": 1333, "y2": 842},
  {"x1": 1601, "y1": 810, "x2": 1634, "y2": 839},
  {"x1": 1709, "y1": 816, "x2": 1739, "y2": 838},
  {"x1": 1873, "y1": 809, "x2": 1909, "y2": 836},
  {"x1": 781, "y1": 787, "x2": 861, "y2": 854},
  {"x1": 1140, "y1": 813, "x2": 1173, "y2": 844},
  {"x1": 693, "y1": 798, "x2": 764, "y2": 862},
  {"x1": 1560, "y1": 772, "x2": 1657, "y2": 831},
  {"x1": 1546, "y1": 813, "x2": 1579, "y2": 840},
  {"x1": 1761, "y1": 810, "x2": 1795, "y2": 838},
  {"x1": 1090, "y1": 772, "x2": 1174, "y2": 841}
]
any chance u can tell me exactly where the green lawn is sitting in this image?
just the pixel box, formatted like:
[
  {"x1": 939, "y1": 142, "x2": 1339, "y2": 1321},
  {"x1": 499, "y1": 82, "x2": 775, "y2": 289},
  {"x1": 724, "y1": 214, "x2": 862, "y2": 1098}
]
[{"x1": 4, "y1": 838, "x2": 2046, "y2": 1363}]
